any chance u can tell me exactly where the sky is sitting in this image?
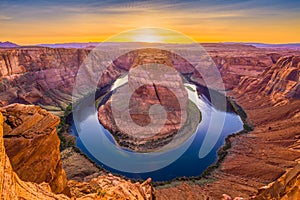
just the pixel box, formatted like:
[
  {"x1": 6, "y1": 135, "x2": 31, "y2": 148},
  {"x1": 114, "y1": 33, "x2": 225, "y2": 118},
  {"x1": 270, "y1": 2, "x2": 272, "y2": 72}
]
[{"x1": 0, "y1": 0, "x2": 300, "y2": 44}]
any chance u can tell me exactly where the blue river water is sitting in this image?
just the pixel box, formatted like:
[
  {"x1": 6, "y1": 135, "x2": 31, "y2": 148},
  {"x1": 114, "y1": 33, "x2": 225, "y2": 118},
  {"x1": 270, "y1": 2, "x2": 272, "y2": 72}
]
[{"x1": 70, "y1": 85, "x2": 243, "y2": 181}]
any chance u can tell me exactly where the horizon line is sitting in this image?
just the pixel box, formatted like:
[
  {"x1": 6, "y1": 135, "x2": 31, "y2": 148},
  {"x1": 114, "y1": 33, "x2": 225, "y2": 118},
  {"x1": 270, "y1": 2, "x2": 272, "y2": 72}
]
[{"x1": 2, "y1": 41, "x2": 300, "y2": 46}]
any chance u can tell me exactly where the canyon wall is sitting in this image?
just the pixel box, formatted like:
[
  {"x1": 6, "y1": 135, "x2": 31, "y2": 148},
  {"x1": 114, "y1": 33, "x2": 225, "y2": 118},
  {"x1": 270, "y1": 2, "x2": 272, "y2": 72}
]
[
  {"x1": 0, "y1": 104, "x2": 155, "y2": 199},
  {"x1": 0, "y1": 104, "x2": 67, "y2": 193},
  {"x1": 236, "y1": 56, "x2": 300, "y2": 105},
  {"x1": 0, "y1": 48, "x2": 89, "y2": 114},
  {"x1": 253, "y1": 164, "x2": 300, "y2": 200},
  {"x1": 0, "y1": 110, "x2": 69, "y2": 199},
  {"x1": 0, "y1": 45, "x2": 287, "y2": 115},
  {"x1": 1, "y1": 45, "x2": 300, "y2": 199}
]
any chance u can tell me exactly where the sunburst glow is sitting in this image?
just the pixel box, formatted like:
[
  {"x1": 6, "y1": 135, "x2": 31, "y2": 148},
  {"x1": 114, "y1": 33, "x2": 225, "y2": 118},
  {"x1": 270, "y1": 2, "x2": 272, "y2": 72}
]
[{"x1": 131, "y1": 29, "x2": 163, "y2": 43}]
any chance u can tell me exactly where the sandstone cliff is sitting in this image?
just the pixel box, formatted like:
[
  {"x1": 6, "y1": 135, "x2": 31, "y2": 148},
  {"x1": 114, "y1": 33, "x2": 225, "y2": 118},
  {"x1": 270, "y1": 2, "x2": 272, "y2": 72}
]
[
  {"x1": 253, "y1": 164, "x2": 300, "y2": 199},
  {"x1": 0, "y1": 48, "x2": 89, "y2": 114},
  {"x1": 236, "y1": 56, "x2": 300, "y2": 105},
  {"x1": 1, "y1": 45, "x2": 300, "y2": 199},
  {"x1": 0, "y1": 111, "x2": 69, "y2": 199},
  {"x1": 0, "y1": 104, "x2": 67, "y2": 193},
  {"x1": 156, "y1": 53, "x2": 300, "y2": 199},
  {"x1": 0, "y1": 45, "x2": 287, "y2": 115},
  {"x1": 0, "y1": 104, "x2": 155, "y2": 200}
]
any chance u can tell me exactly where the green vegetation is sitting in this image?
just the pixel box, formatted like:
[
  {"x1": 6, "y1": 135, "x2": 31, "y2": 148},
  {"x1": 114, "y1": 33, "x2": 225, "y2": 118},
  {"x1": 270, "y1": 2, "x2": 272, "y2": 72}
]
[
  {"x1": 54, "y1": 90, "x2": 253, "y2": 190},
  {"x1": 57, "y1": 103, "x2": 75, "y2": 151},
  {"x1": 97, "y1": 189, "x2": 106, "y2": 198},
  {"x1": 227, "y1": 96, "x2": 254, "y2": 131},
  {"x1": 153, "y1": 97, "x2": 254, "y2": 188}
]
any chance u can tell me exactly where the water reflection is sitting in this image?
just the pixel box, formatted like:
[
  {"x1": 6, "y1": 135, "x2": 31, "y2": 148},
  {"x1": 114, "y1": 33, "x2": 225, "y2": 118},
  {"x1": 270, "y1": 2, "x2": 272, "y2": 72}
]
[{"x1": 70, "y1": 81, "x2": 243, "y2": 180}]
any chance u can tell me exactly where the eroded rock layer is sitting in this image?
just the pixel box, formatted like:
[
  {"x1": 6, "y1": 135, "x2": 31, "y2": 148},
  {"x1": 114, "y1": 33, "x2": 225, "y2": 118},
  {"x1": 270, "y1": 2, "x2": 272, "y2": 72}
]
[
  {"x1": 1, "y1": 45, "x2": 300, "y2": 199},
  {"x1": 1, "y1": 44, "x2": 294, "y2": 115},
  {"x1": 0, "y1": 110, "x2": 69, "y2": 200},
  {"x1": 237, "y1": 56, "x2": 300, "y2": 105},
  {"x1": 0, "y1": 104, "x2": 155, "y2": 200},
  {"x1": 0, "y1": 48, "x2": 89, "y2": 114},
  {"x1": 98, "y1": 63, "x2": 189, "y2": 152},
  {"x1": 0, "y1": 104, "x2": 67, "y2": 193},
  {"x1": 254, "y1": 164, "x2": 300, "y2": 200},
  {"x1": 157, "y1": 55, "x2": 300, "y2": 199}
]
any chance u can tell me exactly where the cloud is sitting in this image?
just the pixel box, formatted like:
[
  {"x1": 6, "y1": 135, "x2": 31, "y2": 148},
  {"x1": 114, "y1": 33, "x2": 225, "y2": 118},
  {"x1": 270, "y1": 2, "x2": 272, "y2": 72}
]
[{"x1": 0, "y1": 15, "x2": 12, "y2": 20}]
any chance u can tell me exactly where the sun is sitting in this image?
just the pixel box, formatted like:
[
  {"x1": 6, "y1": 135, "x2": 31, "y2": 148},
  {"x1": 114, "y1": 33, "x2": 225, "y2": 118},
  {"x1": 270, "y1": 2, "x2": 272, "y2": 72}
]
[
  {"x1": 130, "y1": 28, "x2": 164, "y2": 43},
  {"x1": 135, "y1": 34, "x2": 163, "y2": 43},
  {"x1": 107, "y1": 28, "x2": 193, "y2": 44}
]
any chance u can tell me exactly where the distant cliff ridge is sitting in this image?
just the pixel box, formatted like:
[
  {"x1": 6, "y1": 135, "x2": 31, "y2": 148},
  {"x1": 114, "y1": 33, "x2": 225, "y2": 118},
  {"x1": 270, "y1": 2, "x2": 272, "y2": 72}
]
[
  {"x1": 0, "y1": 44, "x2": 291, "y2": 115},
  {"x1": 0, "y1": 48, "x2": 89, "y2": 114},
  {"x1": 237, "y1": 55, "x2": 300, "y2": 104},
  {"x1": 0, "y1": 41, "x2": 19, "y2": 48}
]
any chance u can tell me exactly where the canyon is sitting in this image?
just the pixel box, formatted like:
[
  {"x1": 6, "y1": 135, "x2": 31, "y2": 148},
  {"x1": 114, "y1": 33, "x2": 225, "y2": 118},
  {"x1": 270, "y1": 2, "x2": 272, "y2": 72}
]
[
  {"x1": 1, "y1": 44, "x2": 295, "y2": 113},
  {"x1": 0, "y1": 104, "x2": 154, "y2": 199},
  {"x1": 0, "y1": 43, "x2": 300, "y2": 199}
]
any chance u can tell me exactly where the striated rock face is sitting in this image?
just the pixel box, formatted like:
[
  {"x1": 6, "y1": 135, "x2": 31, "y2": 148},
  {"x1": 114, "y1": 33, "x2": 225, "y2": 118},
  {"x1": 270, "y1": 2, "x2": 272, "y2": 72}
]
[
  {"x1": 212, "y1": 54, "x2": 271, "y2": 90},
  {"x1": 253, "y1": 164, "x2": 300, "y2": 200},
  {"x1": 236, "y1": 56, "x2": 300, "y2": 104},
  {"x1": 0, "y1": 104, "x2": 155, "y2": 200},
  {"x1": 98, "y1": 63, "x2": 189, "y2": 152},
  {"x1": 262, "y1": 56, "x2": 300, "y2": 101},
  {"x1": 68, "y1": 175, "x2": 154, "y2": 200},
  {"x1": 0, "y1": 104, "x2": 67, "y2": 193},
  {"x1": 0, "y1": 111, "x2": 69, "y2": 200},
  {"x1": 0, "y1": 48, "x2": 89, "y2": 114},
  {"x1": 157, "y1": 52, "x2": 300, "y2": 198},
  {"x1": 60, "y1": 147, "x2": 107, "y2": 182},
  {"x1": 0, "y1": 45, "x2": 297, "y2": 116}
]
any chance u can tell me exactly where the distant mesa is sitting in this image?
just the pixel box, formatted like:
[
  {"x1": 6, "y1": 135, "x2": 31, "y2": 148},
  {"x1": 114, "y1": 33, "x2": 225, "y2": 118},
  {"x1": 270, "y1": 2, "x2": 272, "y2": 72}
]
[
  {"x1": 37, "y1": 42, "x2": 101, "y2": 49},
  {"x1": 0, "y1": 41, "x2": 19, "y2": 48}
]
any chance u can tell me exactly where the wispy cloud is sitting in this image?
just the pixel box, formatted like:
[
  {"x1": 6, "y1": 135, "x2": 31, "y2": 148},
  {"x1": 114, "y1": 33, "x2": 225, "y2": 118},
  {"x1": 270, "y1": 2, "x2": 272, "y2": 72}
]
[{"x1": 0, "y1": 15, "x2": 12, "y2": 20}]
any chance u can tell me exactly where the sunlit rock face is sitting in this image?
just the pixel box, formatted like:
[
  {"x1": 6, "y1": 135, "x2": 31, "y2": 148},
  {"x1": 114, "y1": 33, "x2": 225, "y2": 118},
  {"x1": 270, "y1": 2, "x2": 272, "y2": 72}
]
[
  {"x1": 0, "y1": 44, "x2": 290, "y2": 115},
  {"x1": 0, "y1": 48, "x2": 89, "y2": 115},
  {"x1": 236, "y1": 55, "x2": 300, "y2": 105},
  {"x1": 96, "y1": 48, "x2": 208, "y2": 152},
  {"x1": 0, "y1": 104, "x2": 67, "y2": 193},
  {"x1": 0, "y1": 105, "x2": 155, "y2": 200},
  {"x1": 253, "y1": 164, "x2": 300, "y2": 200},
  {"x1": 98, "y1": 63, "x2": 189, "y2": 152}
]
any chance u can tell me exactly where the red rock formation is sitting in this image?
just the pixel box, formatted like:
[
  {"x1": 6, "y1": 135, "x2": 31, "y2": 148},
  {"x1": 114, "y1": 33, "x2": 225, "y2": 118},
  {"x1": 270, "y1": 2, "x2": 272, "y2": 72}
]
[
  {"x1": 157, "y1": 53, "x2": 300, "y2": 199},
  {"x1": 0, "y1": 110, "x2": 69, "y2": 200},
  {"x1": 236, "y1": 56, "x2": 300, "y2": 104},
  {"x1": 0, "y1": 104, "x2": 67, "y2": 193},
  {"x1": 98, "y1": 51, "x2": 191, "y2": 152},
  {"x1": 1, "y1": 45, "x2": 300, "y2": 199},
  {"x1": 0, "y1": 105, "x2": 155, "y2": 199},
  {"x1": 68, "y1": 175, "x2": 154, "y2": 199},
  {"x1": 0, "y1": 48, "x2": 89, "y2": 114},
  {"x1": 253, "y1": 164, "x2": 300, "y2": 199},
  {"x1": 0, "y1": 45, "x2": 296, "y2": 114}
]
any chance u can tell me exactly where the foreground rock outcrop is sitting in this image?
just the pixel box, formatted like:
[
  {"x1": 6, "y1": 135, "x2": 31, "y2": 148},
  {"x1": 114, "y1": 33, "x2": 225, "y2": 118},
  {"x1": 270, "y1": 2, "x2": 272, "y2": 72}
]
[
  {"x1": 68, "y1": 175, "x2": 154, "y2": 199},
  {"x1": 0, "y1": 104, "x2": 67, "y2": 193},
  {"x1": 0, "y1": 104, "x2": 155, "y2": 199},
  {"x1": 253, "y1": 164, "x2": 300, "y2": 199},
  {"x1": 0, "y1": 111, "x2": 69, "y2": 199}
]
